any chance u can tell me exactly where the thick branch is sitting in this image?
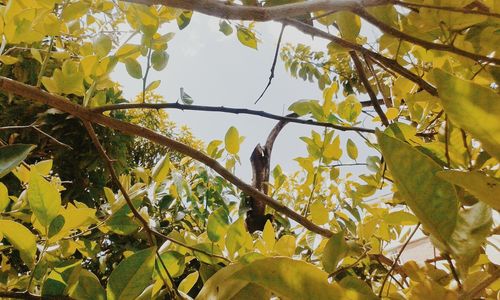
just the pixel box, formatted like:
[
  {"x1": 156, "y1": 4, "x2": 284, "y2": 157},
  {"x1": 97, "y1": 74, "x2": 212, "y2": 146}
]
[
  {"x1": 354, "y1": 8, "x2": 500, "y2": 65},
  {"x1": 0, "y1": 76, "x2": 333, "y2": 238},
  {"x1": 93, "y1": 102, "x2": 376, "y2": 133},
  {"x1": 120, "y1": 0, "x2": 387, "y2": 21}
]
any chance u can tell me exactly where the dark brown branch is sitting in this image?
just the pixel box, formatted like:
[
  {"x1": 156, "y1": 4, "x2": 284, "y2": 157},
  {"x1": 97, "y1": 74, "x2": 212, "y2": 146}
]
[
  {"x1": 353, "y1": 8, "x2": 500, "y2": 65},
  {"x1": 255, "y1": 24, "x2": 285, "y2": 104},
  {"x1": 0, "y1": 76, "x2": 333, "y2": 238},
  {"x1": 92, "y1": 102, "x2": 376, "y2": 133},
  {"x1": 282, "y1": 18, "x2": 438, "y2": 96},
  {"x1": 392, "y1": 0, "x2": 500, "y2": 19},
  {"x1": 350, "y1": 51, "x2": 389, "y2": 126}
]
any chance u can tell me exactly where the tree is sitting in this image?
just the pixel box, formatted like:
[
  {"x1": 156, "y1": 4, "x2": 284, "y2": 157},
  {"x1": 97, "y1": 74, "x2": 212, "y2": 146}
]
[{"x1": 0, "y1": 0, "x2": 498, "y2": 299}]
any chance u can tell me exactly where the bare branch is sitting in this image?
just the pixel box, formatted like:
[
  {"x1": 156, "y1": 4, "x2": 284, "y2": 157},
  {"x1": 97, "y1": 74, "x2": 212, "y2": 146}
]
[
  {"x1": 92, "y1": 102, "x2": 376, "y2": 133},
  {"x1": 255, "y1": 24, "x2": 285, "y2": 104},
  {"x1": 392, "y1": 0, "x2": 500, "y2": 19},
  {"x1": 0, "y1": 76, "x2": 334, "y2": 238}
]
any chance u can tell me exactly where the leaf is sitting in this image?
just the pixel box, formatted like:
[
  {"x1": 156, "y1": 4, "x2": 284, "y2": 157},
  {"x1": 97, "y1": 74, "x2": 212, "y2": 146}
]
[
  {"x1": 62, "y1": 2, "x2": 90, "y2": 21},
  {"x1": 69, "y1": 269, "x2": 106, "y2": 300},
  {"x1": 107, "y1": 247, "x2": 156, "y2": 300},
  {"x1": 225, "y1": 218, "x2": 251, "y2": 256},
  {"x1": 383, "y1": 211, "x2": 419, "y2": 225},
  {"x1": 332, "y1": 11, "x2": 360, "y2": 41},
  {"x1": 124, "y1": 58, "x2": 142, "y2": 79},
  {"x1": 338, "y1": 276, "x2": 378, "y2": 300},
  {"x1": 27, "y1": 172, "x2": 62, "y2": 228},
  {"x1": 273, "y1": 235, "x2": 296, "y2": 257},
  {"x1": 346, "y1": 138, "x2": 358, "y2": 160},
  {"x1": 93, "y1": 34, "x2": 112, "y2": 57},
  {"x1": 376, "y1": 131, "x2": 458, "y2": 246},
  {"x1": 196, "y1": 263, "x2": 270, "y2": 300},
  {"x1": 151, "y1": 50, "x2": 169, "y2": 71},
  {"x1": 177, "y1": 10, "x2": 193, "y2": 30},
  {"x1": 157, "y1": 250, "x2": 185, "y2": 278},
  {"x1": 0, "y1": 55, "x2": 19, "y2": 64},
  {"x1": 236, "y1": 26, "x2": 258, "y2": 49},
  {"x1": 433, "y1": 69, "x2": 500, "y2": 160},
  {"x1": 42, "y1": 259, "x2": 82, "y2": 297},
  {"x1": 0, "y1": 144, "x2": 35, "y2": 178},
  {"x1": 385, "y1": 107, "x2": 399, "y2": 120},
  {"x1": 180, "y1": 87, "x2": 194, "y2": 105},
  {"x1": 219, "y1": 20, "x2": 233, "y2": 36},
  {"x1": 437, "y1": 171, "x2": 500, "y2": 211},
  {"x1": 145, "y1": 80, "x2": 161, "y2": 92},
  {"x1": 207, "y1": 207, "x2": 229, "y2": 242},
  {"x1": 225, "y1": 126, "x2": 241, "y2": 155},
  {"x1": 322, "y1": 231, "x2": 347, "y2": 273},
  {"x1": 0, "y1": 182, "x2": 10, "y2": 212},
  {"x1": 178, "y1": 271, "x2": 199, "y2": 294},
  {"x1": 151, "y1": 155, "x2": 170, "y2": 184},
  {"x1": 448, "y1": 203, "x2": 492, "y2": 273},
  {"x1": 233, "y1": 257, "x2": 344, "y2": 299},
  {"x1": 338, "y1": 95, "x2": 361, "y2": 123},
  {"x1": 0, "y1": 220, "x2": 37, "y2": 266},
  {"x1": 310, "y1": 201, "x2": 329, "y2": 225}
]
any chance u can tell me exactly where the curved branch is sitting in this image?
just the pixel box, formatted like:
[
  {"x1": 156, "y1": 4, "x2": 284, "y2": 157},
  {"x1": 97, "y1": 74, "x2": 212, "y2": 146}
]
[
  {"x1": 121, "y1": 0, "x2": 388, "y2": 21},
  {"x1": 0, "y1": 76, "x2": 333, "y2": 238},
  {"x1": 392, "y1": 0, "x2": 500, "y2": 19},
  {"x1": 92, "y1": 102, "x2": 376, "y2": 133},
  {"x1": 354, "y1": 8, "x2": 500, "y2": 65}
]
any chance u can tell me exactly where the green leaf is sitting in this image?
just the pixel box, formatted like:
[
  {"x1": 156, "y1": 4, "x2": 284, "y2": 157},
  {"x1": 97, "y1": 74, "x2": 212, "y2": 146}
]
[
  {"x1": 338, "y1": 95, "x2": 361, "y2": 123},
  {"x1": 448, "y1": 203, "x2": 492, "y2": 273},
  {"x1": 61, "y1": 2, "x2": 90, "y2": 21},
  {"x1": 145, "y1": 80, "x2": 161, "y2": 92},
  {"x1": 0, "y1": 182, "x2": 10, "y2": 212},
  {"x1": 376, "y1": 131, "x2": 458, "y2": 246},
  {"x1": 69, "y1": 269, "x2": 106, "y2": 300},
  {"x1": 0, "y1": 220, "x2": 37, "y2": 266},
  {"x1": 433, "y1": 69, "x2": 500, "y2": 160},
  {"x1": 28, "y1": 172, "x2": 61, "y2": 228},
  {"x1": 151, "y1": 50, "x2": 169, "y2": 71},
  {"x1": 178, "y1": 271, "x2": 199, "y2": 294},
  {"x1": 180, "y1": 87, "x2": 194, "y2": 105},
  {"x1": 236, "y1": 26, "x2": 258, "y2": 49},
  {"x1": 233, "y1": 257, "x2": 344, "y2": 299},
  {"x1": 332, "y1": 11, "x2": 361, "y2": 41},
  {"x1": 151, "y1": 155, "x2": 170, "y2": 184},
  {"x1": 437, "y1": 171, "x2": 500, "y2": 211},
  {"x1": 156, "y1": 250, "x2": 185, "y2": 278},
  {"x1": 0, "y1": 144, "x2": 35, "y2": 178},
  {"x1": 225, "y1": 218, "x2": 251, "y2": 256},
  {"x1": 338, "y1": 276, "x2": 378, "y2": 300},
  {"x1": 219, "y1": 20, "x2": 233, "y2": 36},
  {"x1": 42, "y1": 259, "x2": 82, "y2": 297},
  {"x1": 177, "y1": 11, "x2": 192, "y2": 30},
  {"x1": 346, "y1": 138, "x2": 358, "y2": 160},
  {"x1": 207, "y1": 207, "x2": 229, "y2": 242},
  {"x1": 196, "y1": 263, "x2": 270, "y2": 300},
  {"x1": 383, "y1": 211, "x2": 419, "y2": 225},
  {"x1": 124, "y1": 58, "x2": 142, "y2": 79},
  {"x1": 94, "y1": 34, "x2": 112, "y2": 57},
  {"x1": 225, "y1": 126, "x2": 241, "y2": 155},
  {"x1": 322, "y1": 231, "x2": 347, "y2": 273},
  {"x1": 107, "y1": 247, "x2": 156, "y2": 300}
]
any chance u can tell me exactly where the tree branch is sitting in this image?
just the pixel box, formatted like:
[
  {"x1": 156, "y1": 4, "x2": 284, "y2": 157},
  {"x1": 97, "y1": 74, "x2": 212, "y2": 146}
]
[
  {"x1": 392, "y1": 0, "x2": 500, "y2": 19},
  {"x1": 353, "y1": 7, "x2": 500, "y2": 65},
  {"x1": 350, "y1": 51, "x2": 389, "y2": 126},
  {"x1": 120, "y1": 0, "x2": 388, "y2": 21},
  {"x1": 0, "y1": 76, "x2": 333, "y2": 238},
  {"x1": 92, "y1": 102, "x2": 376, "y2": 133}
]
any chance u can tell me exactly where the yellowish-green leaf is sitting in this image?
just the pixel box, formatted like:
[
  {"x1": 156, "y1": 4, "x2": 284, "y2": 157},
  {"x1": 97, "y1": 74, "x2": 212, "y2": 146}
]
[
  {"x1": 107, "y1": 247, "x2": 156, "y2": 300},
  {"x1": 62, "y1": 2, "x2": 90, "y2": 21},
  {"x1": 0, "y1": 55, "x2": 19, "y2": 65},
  {"x1": 332, "y1": 11, "x2": 360, "y2": 41},
  {"x1": 234, "y1": 257, "x2": 344, "y2": 299},
  {"x1": 310, "y1": 201, "x2": 329, "y2": 225},
  {"x1": 42, "y1": 259, "x2": 82, "y2": 297},
  {"x1": 69, "y1": 269, "x2": 106, "y2": 300},
  {"x1": 151, "y1": 155, "x2": 170, "y2": 184},
  {"x1": 124, "y1": 58, "x2": 142, "y2": 79},
  {"x1": 236, "y1": 26, "x2": 258, "y2": 50},
  {"x1": 433, "y1": 69, "x2": 500, "y2": 160},
  {"x1": 225, "y1": 126, "x2": 241, "y2": 155},
  {"x1": 338, "y1": 95, "x2": 361, "y2": 123},
  {"x1": 178, "y1": 271, "x2": 199, "y2": 294},
  {"x1": 94, "y1": 34, "x2": 112, "y2": 58},
  {"x1": 383, "y1": 211, "x2": 419, "y2": 226},
  {"x1": 0, "y1": 183, "x2": 9, "y2": 212},
  {"x1": 376, "y1": 131, "x2": 458, "y2": 246},
  {"x1": 262, "y1": 220, "x2": 275, "y2": 252},
  {"x1": 27, "y1": 172, "x2": 61, "y2": 228},
  {"x1": 385, "y1": 107, "x2": 399, "y2": 120},
  {"x1": 226, "y1": 218, "x2": 252, "y2": 257},
  {"x1": 437, "y1": 170, "x2": 500, "y2": 211},
  {"x1": 324, "y1": 136, "x2": 342, "y2": 160},
  {"x1": 273, "y1": 235, "x2": 296, "y2": 257},
  {"x1": 322, "y1": 231, "x2": 346, "y2": 273},
  {"x1": 207, "y1": 207, "x2": 229, "y2": 243},
  {"x1": 145, "y1": 80, "x2": 161, "y2": 92},
  {"x1": 346, "y1": 138, "x2": 358, "y2": 160},
  {"x1": 0, "y1": 220, "x2": 37, "y2": 266},
  {"x1": 151, "y1": 50, "x2": 169, "y2": 71}
]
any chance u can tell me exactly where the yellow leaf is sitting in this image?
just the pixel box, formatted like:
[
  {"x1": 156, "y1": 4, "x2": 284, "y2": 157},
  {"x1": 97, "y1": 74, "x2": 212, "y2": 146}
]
[
  {"x1": 310, "y1": 201, "x2": 329, "y2": 225},
  {"x1": 262, "y1": 220, "x2": 275, "y2": 253},
  {"x1": 178, "y1": 271, "x2": 199, "y2": 294},
  {"x1": 225, "y1": 126, "x2": 241, "y2": 155},
  {"x1": 385, "y1": 107, "x2": 399, "y2": 120},
  {"x1": 0, "y1": 55, "x2": 19, "y2": 65},
  {"x1": 0, "y1": 220, "x2": 37, "y2": 266}
]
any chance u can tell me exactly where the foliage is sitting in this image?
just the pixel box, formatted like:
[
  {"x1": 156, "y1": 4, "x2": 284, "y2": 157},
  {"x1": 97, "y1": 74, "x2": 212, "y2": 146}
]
[{"x1": 0, "y1": 0, "x2": 499, "y2": 299}]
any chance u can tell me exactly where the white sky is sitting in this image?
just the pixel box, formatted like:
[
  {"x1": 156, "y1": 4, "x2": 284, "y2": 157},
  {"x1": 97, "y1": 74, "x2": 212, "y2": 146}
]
[{"x1": 113, "y1": 14, "x2": 379, "y2": 180}]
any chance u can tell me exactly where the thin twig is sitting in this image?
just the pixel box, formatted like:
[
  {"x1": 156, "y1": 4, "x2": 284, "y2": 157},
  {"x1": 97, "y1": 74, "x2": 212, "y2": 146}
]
[
  {"x1": 364, "y1": 54, "x2": 392, "y2": 107},
  {"x1": 445, "y1": 254, "x2": 462, "y2": 290},
  {"x1": 444, "y1": 115, "x2": 451, "y2": 168},
  {"x1": 255, "y1": 24, "x2": 285, "y2": 104},
  {"x1": 36, "y1": 37, "x2": 54, "y2": 87},
  {"x1": 92, "y1": 102, "x2": 376, "y2": 133},
  {"x1": 392, "y1": 0, "x2": 500, "y2": 19},
  {"x1": 0, "y1": 123, "x2": 73, "y2": 150},
  {"x1": 379, "y1": 223, "x2": 420, "y2": 297}
]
